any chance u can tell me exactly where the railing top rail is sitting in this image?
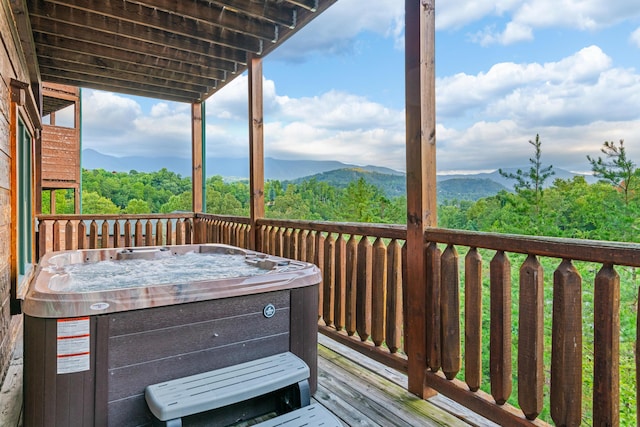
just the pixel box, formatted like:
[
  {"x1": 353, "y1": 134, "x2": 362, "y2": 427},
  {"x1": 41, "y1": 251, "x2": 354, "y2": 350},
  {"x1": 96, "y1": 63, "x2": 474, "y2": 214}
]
[
  {"x1": 196, "y1": 213, "x2": 251, "y2": 224},
  {"x1": 426, "y1": 227, "x2": 640, "y2": 267},
  {"x1": 36, "y1": 213, "x2": 196, "y2": 221},
  {"x1": 256, "y1": 218, "x2": 407, "y2": 240}
]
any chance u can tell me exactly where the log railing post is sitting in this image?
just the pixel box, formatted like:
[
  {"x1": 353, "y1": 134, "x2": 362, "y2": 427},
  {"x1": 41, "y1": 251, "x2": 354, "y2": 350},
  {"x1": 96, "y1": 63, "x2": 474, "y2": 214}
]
[
  {"x1": 404, "y1": 0, "x2": 437, "y2": 397},
  {"x1": 440, "y1": 244, "x2": 460, "y2": 380},
  {"x1": 464, "y1": 248, "x2": 482, "y2": 391},
  {"x1": 593, "y1": 264, "x2": 620, "y2": 425},
  {"x1": 518, "y1": 254, "x2": 544, "y2": 420},
  {"x1": 551, "y1": 259, "x2": 582, "y2": 425},
  {"x1": 490, "y1": 251, "x2": 512, "y2": 405}
]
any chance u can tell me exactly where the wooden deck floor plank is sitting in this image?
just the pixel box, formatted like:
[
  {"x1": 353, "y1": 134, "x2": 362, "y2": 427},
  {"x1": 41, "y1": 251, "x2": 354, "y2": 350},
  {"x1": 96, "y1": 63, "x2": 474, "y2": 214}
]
[
  {"x1": 314, "y1": 385, "x2": 381, "y2": 426},
  {"x1": 319, "y1": 344, "x2": 469, "y2": 427},
  {"x1": 318, "y1": 359, "x2": 416, "y2": 427}
]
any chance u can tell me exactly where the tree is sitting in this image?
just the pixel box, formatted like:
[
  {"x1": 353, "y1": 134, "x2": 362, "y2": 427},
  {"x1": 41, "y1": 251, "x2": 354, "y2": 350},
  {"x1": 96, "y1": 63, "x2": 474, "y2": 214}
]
[
  {"x1": 124, "y1": 198, "x2": 151, "y2": 214},
  {"x1": 82, "y1": 191, "x2": 120, "y2": 214},
  {"x1": 587, "y1": 139, "x2": 636, "y2": 204},
  {"x1": 499, "y1": 134, "x2": 555, "y2": 221}
]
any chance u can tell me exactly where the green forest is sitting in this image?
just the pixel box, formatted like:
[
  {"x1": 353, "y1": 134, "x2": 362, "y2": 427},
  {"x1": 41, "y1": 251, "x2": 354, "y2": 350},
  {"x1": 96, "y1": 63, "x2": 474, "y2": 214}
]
[{"x1": 44, "y1": 138, "x2": 640, "y2": 244}]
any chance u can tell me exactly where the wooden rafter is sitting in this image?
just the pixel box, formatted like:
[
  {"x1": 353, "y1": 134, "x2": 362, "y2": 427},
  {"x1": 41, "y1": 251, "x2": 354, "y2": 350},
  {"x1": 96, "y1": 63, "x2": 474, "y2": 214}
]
[{"x1": 19, "y1": 0, "x2": 336, "y2": 103}]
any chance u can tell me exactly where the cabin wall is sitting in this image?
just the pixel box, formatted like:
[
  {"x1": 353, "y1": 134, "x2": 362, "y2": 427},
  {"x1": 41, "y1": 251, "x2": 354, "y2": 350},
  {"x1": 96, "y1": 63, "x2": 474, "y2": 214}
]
[{"x1": 0, "y1": 2, "x2": 36, "y2": 381}]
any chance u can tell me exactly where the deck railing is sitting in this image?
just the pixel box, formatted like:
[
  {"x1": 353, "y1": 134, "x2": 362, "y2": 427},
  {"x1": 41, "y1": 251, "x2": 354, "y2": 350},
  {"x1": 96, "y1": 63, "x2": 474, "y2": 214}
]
[{"x1": 35, "y1": 213, "x2": 640, "y2": 426}]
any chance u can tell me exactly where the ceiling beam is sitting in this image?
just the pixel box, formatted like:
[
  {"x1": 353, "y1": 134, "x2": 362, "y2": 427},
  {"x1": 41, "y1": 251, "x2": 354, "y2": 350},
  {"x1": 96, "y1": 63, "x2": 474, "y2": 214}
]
[
  {"x1": 208, "y1": 0, "x2": 297, "y2": 27},
  {"x1": 38, "y1": 57, "x2": 214, "y2": 95},
  {"x1": 29, "y1": 2, "x2": 262, "y2": 56},
  {"x1": 40, "y1": 70, "x2": 199, "y2": 103},
  {"x1": 50, "y1": 0, "x2": 279, "y2": 42},
  {"x1": 35, "y1": 41, "x2": 227, "y2": 84},
  {"x1": 31, "y1": 21, "x2": 243, "y2": 71}
]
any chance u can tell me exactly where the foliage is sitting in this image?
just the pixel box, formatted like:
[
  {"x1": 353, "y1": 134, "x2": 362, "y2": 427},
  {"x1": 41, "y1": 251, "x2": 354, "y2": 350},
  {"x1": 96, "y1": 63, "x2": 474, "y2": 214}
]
[
  {"x1": 81, "y1": 191, "x2": 120, "y2": 214},
  {"x1": 587, "y1": 139, "x2": 637, "y2": 204},
  {"x1": 498, "y1": 134, "x2": 554, "y2": 224}
]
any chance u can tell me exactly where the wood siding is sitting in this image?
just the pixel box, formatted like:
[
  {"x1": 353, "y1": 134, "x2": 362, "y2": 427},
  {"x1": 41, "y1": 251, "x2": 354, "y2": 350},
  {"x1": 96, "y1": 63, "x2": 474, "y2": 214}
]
[
  {"x1": 0, "y1": 1, "x2": 37, "y2": 387},
  {"x1": 41, "y1": 125, "x2": 79, "y2": 184}
]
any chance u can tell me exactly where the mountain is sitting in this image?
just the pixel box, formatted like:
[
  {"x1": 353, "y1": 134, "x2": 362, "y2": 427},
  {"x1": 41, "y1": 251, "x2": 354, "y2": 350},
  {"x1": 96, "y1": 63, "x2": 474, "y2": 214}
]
[
  {"x1": 437, "y1": 167, "x2": 597, "y2": 188},
  {"x1": 81, "y1": 149, "x2": 403, "y2": 180},
  {"x1": 82, "y1": 149, "x2": 596, "y2": 202},
  {"x1": 288, "y1": 168, "x2": 407, "y2": 198}
]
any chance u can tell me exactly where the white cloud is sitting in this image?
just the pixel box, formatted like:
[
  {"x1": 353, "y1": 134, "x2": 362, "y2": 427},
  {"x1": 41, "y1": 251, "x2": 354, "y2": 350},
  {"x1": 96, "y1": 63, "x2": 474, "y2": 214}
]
[
  {"x1": 442, "y1": 0, "x2": 640, "y2": 45},
  {"x1": 631, "y1": 27, "x2": 640, "y2": 48},
  {"x1": 82, "y1": 90, "x2": 191, "y2": 157},
  {"x1": 82, "y1": 45, "x2": 640, "y2": 175},
  {"x1": 271, "y1": 0, "x2": 404, "y2": 60}
]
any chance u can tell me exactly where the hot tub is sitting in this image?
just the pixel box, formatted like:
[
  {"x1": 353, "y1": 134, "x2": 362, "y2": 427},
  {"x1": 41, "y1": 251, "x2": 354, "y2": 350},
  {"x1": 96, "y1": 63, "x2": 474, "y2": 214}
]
[{"x1": 23, "y1": 244, "x2": 321, "y2": 427}]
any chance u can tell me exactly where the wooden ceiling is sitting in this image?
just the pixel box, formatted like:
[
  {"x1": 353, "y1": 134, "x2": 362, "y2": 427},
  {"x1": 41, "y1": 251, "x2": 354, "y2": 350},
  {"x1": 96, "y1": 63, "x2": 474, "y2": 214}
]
[{"x1": 20, "y1": 0, "x2": 336, "y2": 104}]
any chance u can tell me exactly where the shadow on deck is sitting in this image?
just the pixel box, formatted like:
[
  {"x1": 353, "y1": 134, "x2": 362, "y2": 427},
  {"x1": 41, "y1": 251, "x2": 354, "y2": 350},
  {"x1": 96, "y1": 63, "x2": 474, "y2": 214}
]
[{"x1": 0, "y1": 323, "x2": 494, "y2": 427}]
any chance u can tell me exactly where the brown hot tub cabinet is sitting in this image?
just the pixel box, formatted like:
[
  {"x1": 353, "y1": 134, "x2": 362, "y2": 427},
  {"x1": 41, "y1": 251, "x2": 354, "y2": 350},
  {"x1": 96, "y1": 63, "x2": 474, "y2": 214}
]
[{"x1": 23, "y1": 244, "x2": 320, "y2": 427}]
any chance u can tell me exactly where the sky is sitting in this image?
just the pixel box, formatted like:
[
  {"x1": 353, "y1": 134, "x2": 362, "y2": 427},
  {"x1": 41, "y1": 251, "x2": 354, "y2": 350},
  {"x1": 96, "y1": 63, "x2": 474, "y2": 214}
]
[{"x1": 69, "y1": 0, "x2": 640, "y2": 175}]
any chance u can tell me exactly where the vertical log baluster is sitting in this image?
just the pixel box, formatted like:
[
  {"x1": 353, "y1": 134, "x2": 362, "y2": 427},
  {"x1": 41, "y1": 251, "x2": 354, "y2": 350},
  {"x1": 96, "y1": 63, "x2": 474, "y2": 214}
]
[
  {"x1": 185, "y1": 219, "x2": 192, "y2": 244},
  {"x1": 89, "y1": 220, "x2": 98, "y2": 249},
  {"x1": 291, "y1": 229, "x2": 300, "y2": 260},
  {"x1": 298, "y1": 229, "x2": 307, "y2": 261},
  {"x1": 441, "y1": 244, "x2": 460, "y2": 380},
  {"x1": 465, "y1": 248, "x2": 482, "y2": 391},
  {"x1": 124, "y1": 220, "x2": 132, "y2": 247},
  {"x1": 386, "y1": 239, "x2": 403, "y2": 353},
  {"x1": 518, "y1": 254, "x2": 544, "y2": 420},
  {"x1": 275, "y1": 227, "x2": 284, "y2": 256},
  {"x1": 176, "y1": 219, "x2": 184, "y2": 245},
  {"x1": 269, "y1": 226, "x2": 278, "y2": 256},
  {"x1": 323, "y1": 233, "x2": 336, "y2": 327},
  {"x1": 305, "y1": 230, "x2": 315, "y2": 265},
  {"x1": 166, "y1": 220, "x2": 173, "y2": 246},
  {"x1": 551, "y1": 259, "x2": 582, "y2": 426},
  {"x1": 345, "y1": 235, "x2": 358, "y2": 337},
  {"x1": 52, "y1": 220, "x2": 61, "y2": 252},
  {"x1": 426, "y1": 242, "x2": 441, "y2": 372},
  {"x1": 356, "y1": 236, "x2": 373, "y2": 342},
  {"x1": 155, "y1": 220, "x2": 164, "y2": 246},
  {"x1": 113, "y1": 221, "x2": 122, "y2": 248},
  {"x1": 38, "y1": 221, "x2": 48, "y2": 259},
  {"x1": 637, "y1": 286, "x2": 640, "y2": 427},
  {"x1": 490, "y1": 250, "x2": 512, "y2": 405},
  {"x1": 77, "y1": 221, "x2": 86, "y2": 249},
  {"x1": 593, "y1": 264, "x2": 620, "y2": 425},
  {"x1": 334, "y1": 234, "x2": 347, "y2": 331},
  {"x1": 145, "y1": 220, "x2": 153, "y2": 246},
  {"x1": 372, "y1": 237, "x2": 388, "y2": 347},
  {"x1": 315, "y1": 232, "x2": 325, "y2": 321},
  {"x1": 402, "y1": 242, "x2": 408, "y2": 353},
  {"x1": 284, "y1": 228, "x2": 292, "y2": 259},
  {"x1": 65, "y1": 220, "x2": 74, "y2": 251},
  {"x1": 135, "y1": 220, "x2": 143, "y2": 246},
  {"x1": 260, "y1": 226, "x2": 268, "y2": 253},
  {"x1": 101, "y1": 221, "x2": 110, "y2": 248}
]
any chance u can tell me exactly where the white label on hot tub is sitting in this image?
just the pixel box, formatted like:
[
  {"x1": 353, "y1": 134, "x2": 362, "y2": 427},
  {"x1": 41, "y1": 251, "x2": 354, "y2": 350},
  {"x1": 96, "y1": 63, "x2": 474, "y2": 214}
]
[{"x1": 57, "y1": 317, "x2": 90, "y2": 374}]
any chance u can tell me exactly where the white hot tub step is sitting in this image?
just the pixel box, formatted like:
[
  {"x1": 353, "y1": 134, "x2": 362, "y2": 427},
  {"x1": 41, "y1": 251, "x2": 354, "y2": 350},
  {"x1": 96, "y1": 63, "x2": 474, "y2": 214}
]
[
  {"x1": 254, "y1": 404, "x2": 342, "y2": 427},
  {"x1": 145, "y1": 352, "x2": 310, "y2": 426}
]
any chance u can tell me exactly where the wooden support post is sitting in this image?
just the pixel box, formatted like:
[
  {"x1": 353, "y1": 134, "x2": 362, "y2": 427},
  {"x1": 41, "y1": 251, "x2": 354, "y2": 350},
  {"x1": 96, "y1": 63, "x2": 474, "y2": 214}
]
[
  {"x1": 191, "y1": 102, "x2": 204, "y2": 214},
  {"x1": 405, "y1": 0, "x2": 437, "y2": 398},
  {"x1": 248, "y1": 56, "x2": 265, "y2": 251}
]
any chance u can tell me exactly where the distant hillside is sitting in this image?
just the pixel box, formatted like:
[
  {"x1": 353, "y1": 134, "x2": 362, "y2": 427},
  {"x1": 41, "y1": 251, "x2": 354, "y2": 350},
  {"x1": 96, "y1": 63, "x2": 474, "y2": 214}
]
[
  {"x1": 288, "y1": 168, "x2": 406, "y2": 198},
  {"x1": 288, "y1": 168, "x2": 509, "y2": 202},
  {"x1": 438, "y1": 178, "x2": 508, "y2": 202},
  {"x1": 438, "y1": 167, "x2": 597, "y2": 188},
  {"x1": 82, "y1": 149, "x2": 403, "y2": 181}
]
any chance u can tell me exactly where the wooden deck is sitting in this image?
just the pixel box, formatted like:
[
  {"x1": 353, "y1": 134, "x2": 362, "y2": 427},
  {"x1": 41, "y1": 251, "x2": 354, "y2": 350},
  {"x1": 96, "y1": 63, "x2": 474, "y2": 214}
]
[{"x1": 0, "y1": 324, "x2": 495, "y2": 427}]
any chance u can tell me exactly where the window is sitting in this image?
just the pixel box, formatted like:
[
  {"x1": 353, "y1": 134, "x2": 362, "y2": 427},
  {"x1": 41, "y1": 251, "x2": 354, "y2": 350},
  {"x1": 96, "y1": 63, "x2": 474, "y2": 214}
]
[{"x1": 17, "y1": 118, "x2": 32, "y2": 277}]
